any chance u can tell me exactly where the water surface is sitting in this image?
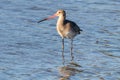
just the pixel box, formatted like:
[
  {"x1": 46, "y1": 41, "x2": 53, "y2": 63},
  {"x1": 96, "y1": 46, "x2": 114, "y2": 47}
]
[{"x1": 0, "y1": 0, "x2": 120, "y2": 80}]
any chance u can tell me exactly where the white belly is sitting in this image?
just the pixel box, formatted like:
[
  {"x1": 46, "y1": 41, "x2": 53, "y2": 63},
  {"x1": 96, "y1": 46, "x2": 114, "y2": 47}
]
[
  {"x1": 56, "y1": 26, "x2": 76, "y2": 39},
  {"x1": 57, "y1": 29, "x2": 76, "y2": 39},
  {"x1": 65, "y1": 31, "x2": 76, "y2": 39}
]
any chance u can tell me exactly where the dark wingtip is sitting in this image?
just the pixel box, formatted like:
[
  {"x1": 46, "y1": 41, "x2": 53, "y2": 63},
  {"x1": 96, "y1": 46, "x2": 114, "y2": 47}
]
[
  {"x1": 37, "y1": 18, "x2": 47, "y2": 23},
  {"x1": 78, "y1": 29, "x2": 83, "y2": 34},
  {"x1": 80, "y1": 29, "x2": 83, "y2": 31}
]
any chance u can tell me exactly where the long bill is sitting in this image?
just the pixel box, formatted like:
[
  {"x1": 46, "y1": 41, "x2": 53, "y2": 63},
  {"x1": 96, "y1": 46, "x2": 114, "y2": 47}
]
[{"x1": 37, "y1": 14, "x2": 57, "y2": 23}]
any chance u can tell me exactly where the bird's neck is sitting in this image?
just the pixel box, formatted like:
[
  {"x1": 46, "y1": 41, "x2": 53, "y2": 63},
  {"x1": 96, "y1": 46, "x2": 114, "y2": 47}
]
[{"x1": 57, "y1": 15, "x2": 65, "y2": 26}]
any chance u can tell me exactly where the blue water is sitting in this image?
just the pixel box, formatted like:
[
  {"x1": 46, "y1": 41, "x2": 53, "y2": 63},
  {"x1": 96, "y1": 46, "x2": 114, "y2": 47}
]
[{"x1": 0, "y1": 0, "x2": 120, "y2": 80}]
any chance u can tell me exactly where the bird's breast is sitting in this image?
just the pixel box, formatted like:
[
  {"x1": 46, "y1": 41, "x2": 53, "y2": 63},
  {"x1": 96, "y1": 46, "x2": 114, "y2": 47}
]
[
  {"x1": 56, "y1": 26, "x2": 76, "y2": 39},
  {"x1": 56, "y1": 26, "x2": 64, "y2": 38}
]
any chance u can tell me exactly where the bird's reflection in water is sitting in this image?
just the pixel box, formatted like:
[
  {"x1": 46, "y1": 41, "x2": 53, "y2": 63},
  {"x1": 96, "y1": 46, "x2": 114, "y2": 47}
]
[
  {"x1": 62, "y1": 50, "x2": 75, "y2": 65},
  {"x1": 59, "y1": 54, "x2": 83, "y2": 80}
]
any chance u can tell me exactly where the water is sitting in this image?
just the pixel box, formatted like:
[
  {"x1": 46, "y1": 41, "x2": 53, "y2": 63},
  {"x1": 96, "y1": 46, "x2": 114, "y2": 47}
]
[{"x1": 0, "y1": 0, "x2": 120, "y2": 80}]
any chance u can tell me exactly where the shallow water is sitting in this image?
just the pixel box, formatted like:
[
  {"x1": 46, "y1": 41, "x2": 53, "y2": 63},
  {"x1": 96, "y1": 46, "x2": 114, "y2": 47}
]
[{"x1": 0, "y1": 0, "x2": 120, "y2": 80}]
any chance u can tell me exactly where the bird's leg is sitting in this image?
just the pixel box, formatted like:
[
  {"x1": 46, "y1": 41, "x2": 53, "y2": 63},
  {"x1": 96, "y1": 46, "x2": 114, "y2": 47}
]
[
  {"x1": 71, "y1": 39, "x2": 74, "y2": 61},
  {"x1": 62, "y1": 38, "x2": 64, "y2": 52},
  {"x1": 62, "y1": 38, "x2": 65, "y2": 65}
]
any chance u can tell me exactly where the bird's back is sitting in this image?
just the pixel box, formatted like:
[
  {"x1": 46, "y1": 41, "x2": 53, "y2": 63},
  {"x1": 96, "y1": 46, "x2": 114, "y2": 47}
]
[{"x1": 63, "y1": 20, "x2": 82, "y2": 34}]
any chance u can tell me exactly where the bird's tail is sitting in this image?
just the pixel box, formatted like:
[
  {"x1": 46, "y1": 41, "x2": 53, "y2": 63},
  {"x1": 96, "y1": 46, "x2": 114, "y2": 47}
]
[{"x1": 78, "y1": 29, "x2": 83, "y2": 34}]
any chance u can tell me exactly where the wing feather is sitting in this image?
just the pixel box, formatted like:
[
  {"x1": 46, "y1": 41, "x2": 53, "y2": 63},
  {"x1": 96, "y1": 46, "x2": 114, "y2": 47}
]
[{"x1": 64, "y1": 20, "x2": 82, "y2": 34}]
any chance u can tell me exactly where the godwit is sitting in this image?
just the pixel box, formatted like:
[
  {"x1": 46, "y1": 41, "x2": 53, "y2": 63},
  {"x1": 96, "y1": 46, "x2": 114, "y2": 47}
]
[{"x1": 38, "y1": 10, "x2": 82, "y2": 60}]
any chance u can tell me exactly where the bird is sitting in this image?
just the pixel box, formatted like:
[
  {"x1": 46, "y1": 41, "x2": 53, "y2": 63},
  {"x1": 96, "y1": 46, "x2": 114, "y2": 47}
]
[{"x1": 38, "y1": 9, "x2": 82, "y2": 61}]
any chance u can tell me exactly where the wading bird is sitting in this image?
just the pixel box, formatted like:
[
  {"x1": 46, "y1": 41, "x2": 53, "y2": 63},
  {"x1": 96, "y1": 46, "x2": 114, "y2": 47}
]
[{"x1": 38, "y1": 10, "x2": 82, "y2": 60}]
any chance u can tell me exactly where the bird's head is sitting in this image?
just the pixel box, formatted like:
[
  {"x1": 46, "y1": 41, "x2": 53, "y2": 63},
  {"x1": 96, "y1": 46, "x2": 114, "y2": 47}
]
[
  {"x1": 37, "y1": 9, "x2": 66, "y2": 23},
  {"x1": 55, "y1": 10, "x2": 66, "y2": 17}
]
